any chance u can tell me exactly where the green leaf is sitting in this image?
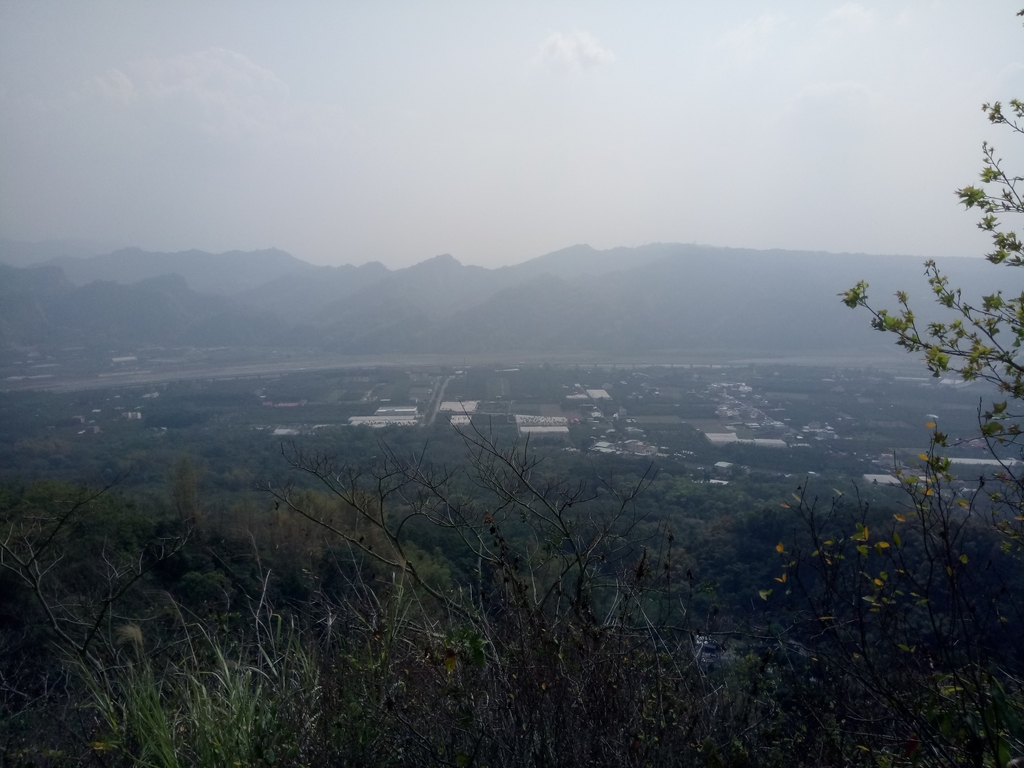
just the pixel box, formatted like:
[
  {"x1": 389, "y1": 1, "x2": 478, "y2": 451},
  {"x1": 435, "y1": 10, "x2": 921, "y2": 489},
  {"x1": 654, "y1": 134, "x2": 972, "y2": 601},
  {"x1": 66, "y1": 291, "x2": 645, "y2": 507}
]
[
  {"x1": 958, "y1": 185, "x2": 987, "y2": 208},
  {"x1": 841, "y1": 282, "x2": 869, "y2": 308}
]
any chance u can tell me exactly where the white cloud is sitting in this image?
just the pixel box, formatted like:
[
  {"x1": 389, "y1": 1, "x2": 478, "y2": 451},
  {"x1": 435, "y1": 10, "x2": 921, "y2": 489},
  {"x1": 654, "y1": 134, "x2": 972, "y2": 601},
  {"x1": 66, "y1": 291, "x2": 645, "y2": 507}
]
[
  {"x1": 719, "y1": 13, "x2": 779, "y2": 49},
  {"x1": 86, "y1": 48, "x2": 286, "y2": 104},
  {"x1": 717, "y1": 13, "x2": 780, "y2": 65},
  {"x1": 78, "y1": 49, "x2": 341, "y2": 144},
  {"x1": 821, "y1": 3, "x2": 877, "y2": 33},
  {"x1": 86, "y1": 67, "x2": 135, "y2": 106},
  {"x1": 536, "y1": 30, "x2": 615, "y2": 72}
]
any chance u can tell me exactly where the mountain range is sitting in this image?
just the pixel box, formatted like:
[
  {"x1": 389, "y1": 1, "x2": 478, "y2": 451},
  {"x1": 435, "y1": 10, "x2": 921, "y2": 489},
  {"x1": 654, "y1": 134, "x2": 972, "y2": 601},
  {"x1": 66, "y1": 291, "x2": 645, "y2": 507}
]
[{"x1": 0, "y1": 240, "x2": 1012, "y2": 359}]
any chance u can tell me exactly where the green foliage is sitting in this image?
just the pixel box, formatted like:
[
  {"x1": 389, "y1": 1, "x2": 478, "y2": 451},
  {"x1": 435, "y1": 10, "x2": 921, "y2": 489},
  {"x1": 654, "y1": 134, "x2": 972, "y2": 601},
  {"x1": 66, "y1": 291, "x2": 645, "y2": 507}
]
[
  {"x1": 85, "y1": 625, "x2": 322, "y2": 767},
  {"x1": 828, "y1": 25, "x2": 1024, "y2": 762},
  {"x1": 842, "y1": 95, "x2": 1024, "y2": 407},
  {"x1": 0, "y1": 480, "x2": 189, "y2": 667},
  {"x1": 774, "y1": 437, "x2": 1024, "y2": 766}
]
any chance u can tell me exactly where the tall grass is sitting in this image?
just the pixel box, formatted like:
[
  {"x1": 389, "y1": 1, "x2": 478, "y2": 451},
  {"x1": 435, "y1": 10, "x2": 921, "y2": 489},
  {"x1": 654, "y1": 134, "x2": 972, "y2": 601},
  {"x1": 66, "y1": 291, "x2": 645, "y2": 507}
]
[
  {"x1": 84, "y1": 621, "x2": 328, "y2": 767},
  {"x1": 77, "y1": 584, "x2": 786, "y2": 767}
]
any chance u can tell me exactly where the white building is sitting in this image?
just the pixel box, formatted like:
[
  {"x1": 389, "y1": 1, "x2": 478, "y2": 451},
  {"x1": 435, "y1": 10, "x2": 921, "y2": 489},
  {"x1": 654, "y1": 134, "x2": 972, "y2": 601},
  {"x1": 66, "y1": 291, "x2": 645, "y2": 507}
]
[
  {"x1": 439, "y1": 401, "x2": 479, "y2": 413},
  {"x1": 349, "y1": 416, "x2": 418, "y2": 427}
]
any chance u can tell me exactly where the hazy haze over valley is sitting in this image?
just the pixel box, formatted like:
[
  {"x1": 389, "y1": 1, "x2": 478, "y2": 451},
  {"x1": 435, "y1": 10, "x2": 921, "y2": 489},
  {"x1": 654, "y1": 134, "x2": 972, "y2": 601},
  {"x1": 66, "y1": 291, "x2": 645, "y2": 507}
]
[
  {"x1": 1, "y1": 2, "x2": 1022, "y2": 268},
  {"x1": 1, "y1": 3, "x2": 1023, "y2": 367},
  {"x1": 0, "y1": 241, "x2": 1011, "y2": 371}
]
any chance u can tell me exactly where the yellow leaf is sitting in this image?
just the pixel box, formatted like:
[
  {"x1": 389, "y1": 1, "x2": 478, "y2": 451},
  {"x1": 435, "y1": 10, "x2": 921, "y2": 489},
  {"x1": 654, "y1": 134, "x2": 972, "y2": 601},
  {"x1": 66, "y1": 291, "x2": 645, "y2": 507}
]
[
  {"x1": 776, "y1": 542, "x2": 785, "y2": 553},
  {"x1": 957, "y1": 499, "x2": 970, "y2": 509},
  {"x1": 894, "y1": 513, "x2": 906, "y2": 522},
  {"x1": 925, "y1": 421, "x2": 936, "y2": 429},
  {"x1": 918, "y1": 453, "x2": 929, "y2": 461},
  {"x1": 759, "y1": 589, "x2": 772, "y2": 600},
  {"x1": 775, "y1": 572, "x2": 787, "y2": 583}
]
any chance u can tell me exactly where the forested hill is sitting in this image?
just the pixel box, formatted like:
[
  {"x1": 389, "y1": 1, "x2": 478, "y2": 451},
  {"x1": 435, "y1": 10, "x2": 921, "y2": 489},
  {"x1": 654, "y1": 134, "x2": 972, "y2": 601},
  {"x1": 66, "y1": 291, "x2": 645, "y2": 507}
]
[{"x1": 0, "y1": 242, "x2": 1010, "y2": 357}]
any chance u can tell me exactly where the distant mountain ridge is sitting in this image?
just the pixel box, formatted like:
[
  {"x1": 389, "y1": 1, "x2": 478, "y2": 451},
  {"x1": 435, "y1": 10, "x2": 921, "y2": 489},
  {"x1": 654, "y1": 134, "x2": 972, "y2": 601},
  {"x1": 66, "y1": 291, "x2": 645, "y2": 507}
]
[
  {"x1": 0, "y1": 238, "x2": 126, "y2": 268},
  {"x1": 0, "y1": 241, "x2": 1014, "y2": 358},
  {"x1": 0, "y1": 266, "x2": 288, "y2": 348},
  {"x1": 45, "y1": 247, "x2": 312, "y2": 295}
]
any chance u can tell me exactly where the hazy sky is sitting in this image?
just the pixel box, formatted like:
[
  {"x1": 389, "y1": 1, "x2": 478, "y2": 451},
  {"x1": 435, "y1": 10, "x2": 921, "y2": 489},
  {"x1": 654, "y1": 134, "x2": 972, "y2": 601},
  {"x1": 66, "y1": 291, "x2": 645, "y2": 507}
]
[{"x1": 1, "y1": 2, "x2": 1022, "y2": 268}]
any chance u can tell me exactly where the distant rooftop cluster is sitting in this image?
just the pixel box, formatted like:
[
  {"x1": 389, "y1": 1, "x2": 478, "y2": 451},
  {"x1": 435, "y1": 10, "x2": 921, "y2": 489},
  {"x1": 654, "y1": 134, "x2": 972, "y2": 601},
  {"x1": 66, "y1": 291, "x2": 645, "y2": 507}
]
[
  {"x1": 704, "y1": 433, "x2": 789, "y2": 449},
  {"x1": 515, "y1": 414, "x2": 569, "y2": 438},
  {"x1": 439, "y1": 400, "x2": 478, "y2": 413},
  {"x1": 349, "y1": 405, "x2": 418, "y2": 428}
]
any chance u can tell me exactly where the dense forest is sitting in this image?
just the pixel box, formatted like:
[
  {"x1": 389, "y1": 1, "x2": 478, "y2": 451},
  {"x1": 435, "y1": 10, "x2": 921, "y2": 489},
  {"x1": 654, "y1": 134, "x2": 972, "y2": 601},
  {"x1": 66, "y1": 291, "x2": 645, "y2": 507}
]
[{"x1": 0, "y1": 423, "x2": 1020, "y2": 766}]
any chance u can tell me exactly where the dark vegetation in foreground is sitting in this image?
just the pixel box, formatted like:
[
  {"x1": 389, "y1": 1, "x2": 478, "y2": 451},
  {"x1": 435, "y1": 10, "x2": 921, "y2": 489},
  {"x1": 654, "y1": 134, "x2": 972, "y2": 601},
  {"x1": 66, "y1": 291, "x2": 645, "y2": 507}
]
[{"x1": 2, "y1": 411, "x2": 1024, "y2": 767}]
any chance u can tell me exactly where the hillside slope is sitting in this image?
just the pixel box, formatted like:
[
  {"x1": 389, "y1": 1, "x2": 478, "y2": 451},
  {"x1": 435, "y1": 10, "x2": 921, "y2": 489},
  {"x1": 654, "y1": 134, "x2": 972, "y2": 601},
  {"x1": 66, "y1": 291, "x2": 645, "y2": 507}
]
[{"x1": 2, "y1": 243, "x2": 1012, "y2": 359}]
